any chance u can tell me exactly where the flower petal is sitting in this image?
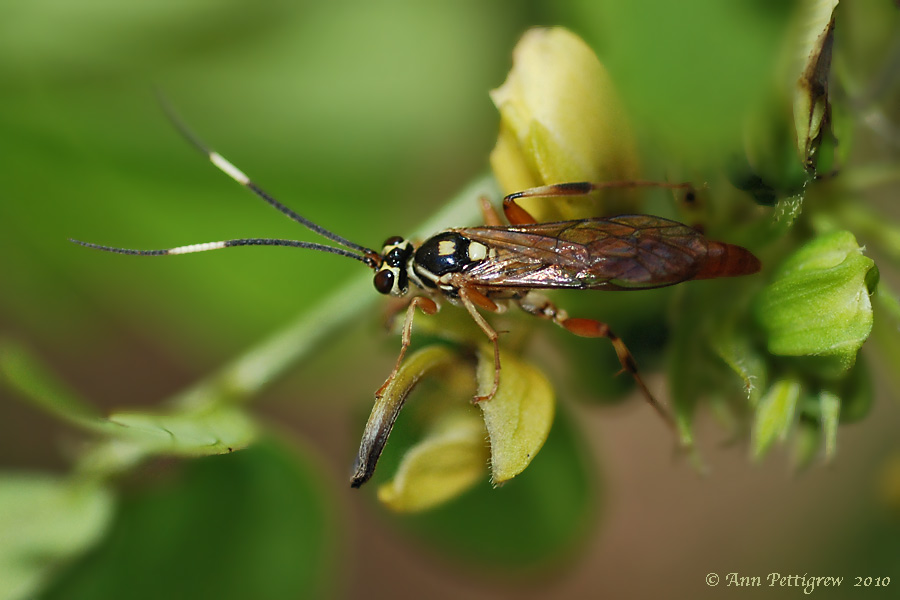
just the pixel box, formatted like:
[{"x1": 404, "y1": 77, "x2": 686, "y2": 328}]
[
  {"x1": 377, "y1": 409, "x2": 488, "y2": 513},
  {"x1": 476, "y1": 346, "x2": 555, "y2": 485}
]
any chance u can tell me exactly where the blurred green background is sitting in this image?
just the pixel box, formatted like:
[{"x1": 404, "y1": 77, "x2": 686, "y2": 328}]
[{"x1": 2, "y1": 1, "x2": 899, "y2": 599}]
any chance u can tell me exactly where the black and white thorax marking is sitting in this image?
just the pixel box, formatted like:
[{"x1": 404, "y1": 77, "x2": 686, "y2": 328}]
[{"x1": 372, "y1": 232, "x2": 492, "y2": 300}]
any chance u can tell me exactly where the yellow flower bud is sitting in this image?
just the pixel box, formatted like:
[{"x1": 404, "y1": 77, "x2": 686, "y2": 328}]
[{"x1": 490, "y1": 27, "x2": 640, "y2": 220}]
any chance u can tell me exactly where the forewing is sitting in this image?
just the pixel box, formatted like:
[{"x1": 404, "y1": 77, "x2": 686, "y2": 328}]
[{"x1": 458, "y1": 215, "x2": 709, "y2": 290}]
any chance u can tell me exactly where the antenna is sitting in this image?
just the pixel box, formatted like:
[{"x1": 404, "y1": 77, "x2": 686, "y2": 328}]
[
  {"x1": 156, "y1": 94, "x2": 377, "y2": 258},
  {"x1": 70, "y1": 237, "x2": 377, "y2": 268},
  {"x1": 72, "y1": 95, "x2": 383, "y2": 270}
]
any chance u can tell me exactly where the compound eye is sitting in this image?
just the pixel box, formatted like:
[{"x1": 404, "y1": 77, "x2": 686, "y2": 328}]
[
  {"x1": 382, "y1": 235, "x2": 404, "y2": 248},
  {"x1": 373, "y1": 269, "x2": 395, "y2": 295}
]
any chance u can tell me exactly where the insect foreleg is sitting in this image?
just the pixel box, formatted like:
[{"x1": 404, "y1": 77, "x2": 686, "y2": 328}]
[
  {"x1": 516, "y1": 292, "x2": 676, "y2": 433},
  {"x1": 457, "y1": 286, "x2": 502, "y2": 403},
  {"x1": 382, "y1": 296, "x2": 414, "y2": 331},
  {"x1": 375, "y1": 296, "x2": 439, "y2": 399}
]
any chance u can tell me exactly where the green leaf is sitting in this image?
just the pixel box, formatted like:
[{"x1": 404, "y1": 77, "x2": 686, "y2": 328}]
[
  {"x1": 752, "y1": 378, "x2": 801, "y2": 459},
  {"x1": 41, "y1": 438, "x2": 340, "y2": 600},
  {"x1": 477, "y1": 345, "x2": 555, "y2": 485},
  {"x1": 79, "y1": 406, "x2": 258, "y2": 477},
  {"x1": 0, "y1": 474, "x2": 113, "y2": 600},
  {"x1": 0, "y1": 339, "x2": 258, "y2": 478}
]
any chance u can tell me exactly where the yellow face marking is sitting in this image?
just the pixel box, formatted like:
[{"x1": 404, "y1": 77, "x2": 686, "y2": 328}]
[
  {"x1": 438, "y1": 240, "x2": 456, "y2": 256},
  {"x1": 468, "y1": 241, "x2": 487, "y2": 261}
]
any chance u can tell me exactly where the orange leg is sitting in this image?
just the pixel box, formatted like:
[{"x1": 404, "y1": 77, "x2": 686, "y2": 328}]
[
  {"x1": 516, "y1": 292, "x2": 676, "y2": 432},
  {"x1": 381, "y1": 296, "x2": 411, "y2": 331},
  {"x1": 456, "y1": 285, "x2": 502, "y2": 403},
  {"x1": 479, "y1": 196, "x2": 504, "y2": 227},
  {"x1": 502, "y1": 181, "x2": 694, "y2": 225},
  {"x1": 375, "y1": 296, "x2": 439, "y2": 399}
]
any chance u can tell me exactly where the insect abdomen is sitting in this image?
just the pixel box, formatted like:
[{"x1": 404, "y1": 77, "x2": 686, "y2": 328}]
[{"x1": 694, "y1": 242, "x2": 761, "y2": 279}]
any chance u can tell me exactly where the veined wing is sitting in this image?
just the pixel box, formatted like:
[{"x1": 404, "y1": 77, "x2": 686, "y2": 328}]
[{"x1": 456, "y1": 215, "x2": 709, "y2": 290}]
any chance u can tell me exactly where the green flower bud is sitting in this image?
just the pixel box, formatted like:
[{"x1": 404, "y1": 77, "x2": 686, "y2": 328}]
[{"x1": 755, "y1": 231, "x2": 877, "y2": 374}]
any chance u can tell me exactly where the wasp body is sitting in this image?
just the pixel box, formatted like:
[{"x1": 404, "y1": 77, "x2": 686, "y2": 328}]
[
  {"x1": 363, "y1": 184, "x2": 759, "y2": 409},
  {"x1": 379, "y1": 214, "x2": 758, "y2": 299}
]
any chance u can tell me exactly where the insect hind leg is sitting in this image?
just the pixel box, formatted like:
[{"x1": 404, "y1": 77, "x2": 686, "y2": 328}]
[
  {"x1": 516, "y1": 292, "x2": 676, "y2": 432},
  {"x1": 502, "y1": 181, "x2": 695, "y2": 225}
]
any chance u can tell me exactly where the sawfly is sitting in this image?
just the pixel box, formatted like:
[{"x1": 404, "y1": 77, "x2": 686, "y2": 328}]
[{"x1": 72, "y1": 107, "x2": 761, "y2": 479}]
